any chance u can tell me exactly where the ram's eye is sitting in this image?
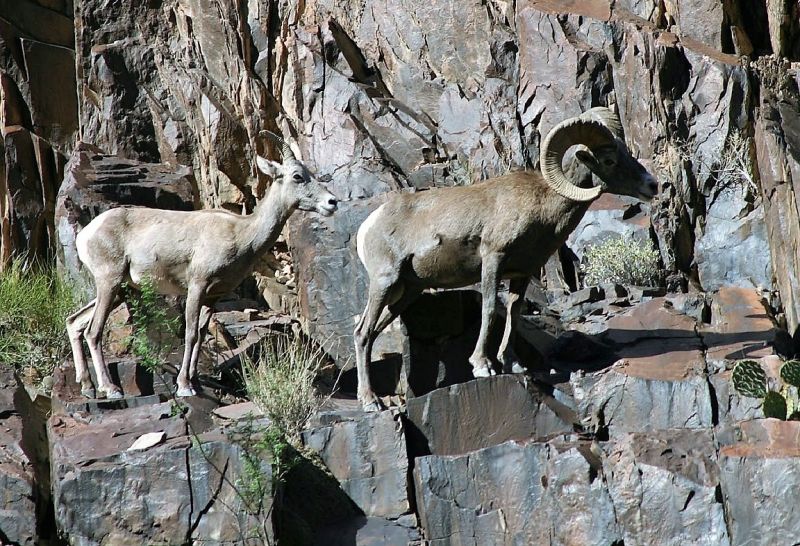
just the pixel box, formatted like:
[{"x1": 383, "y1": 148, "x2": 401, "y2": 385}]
[
  {"x1": 602, "y1": 158, "x2": 616, "y2": 167},
  {"x1": 293, "y1": 173, "x2": 304, "y2": 181}
]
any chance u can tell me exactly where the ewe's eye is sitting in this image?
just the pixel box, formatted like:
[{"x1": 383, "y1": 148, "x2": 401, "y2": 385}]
[
  {"x1": 602, "y1": 158, "x2": 616, "y2": 167},
  {"x1": 293, "y1": 173, "x2": 304, "y2": 181}
]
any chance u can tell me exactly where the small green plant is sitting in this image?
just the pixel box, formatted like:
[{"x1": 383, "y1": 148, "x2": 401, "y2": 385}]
[
  {"x1": 731, "y1": 359, "x2": 800, "y2": 420},
  {"x1": 125, "y1": 277, "x2": 180, "y2": 374},
  {"x1": 240, "y1": 334, "x2": 329, "y2": 442},
  {"x1": 582, "y1": 237, "x2": 663, "y2": 287},
  {"x1": 0, "y1": 259, "x2": 76, "y2": 385}
]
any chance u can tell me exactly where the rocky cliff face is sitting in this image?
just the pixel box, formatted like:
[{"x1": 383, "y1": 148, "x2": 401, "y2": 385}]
[{"x1": 2, "y1": 0, "x2": 800, "y2": 544}]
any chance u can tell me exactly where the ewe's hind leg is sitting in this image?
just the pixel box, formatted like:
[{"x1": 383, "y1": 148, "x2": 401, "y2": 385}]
[
  {"x1": 177, "y1": 284, "x2": 206, "y2": 397},
  {"x1": 186, "y1": 305, "x2": 213, "y2": 390},
  {"x1": 354, "y1": 276, "x2": 404, "y2": 412},
  {"x1": 469, "y1": 253, "x2": 502, "y2": 378},
  {"x1": 66, "y1": 300, "x2": 97, "y2": 398},
  {"x1": 498, "y1": 277, "x2": 529, "y2": 374},
  {"x1": 85, "y1": 283, "x2": 124, "y2": 399}
]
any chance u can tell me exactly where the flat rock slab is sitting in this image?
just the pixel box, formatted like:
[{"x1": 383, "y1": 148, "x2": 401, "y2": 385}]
[
  {"x1": 718, "y1": 419, "x2": 800, "y2": 545},
  {"x1": 405, "y1": 375, "x2": 574, "y2": 457},
  {"x1": 301, "y1": 409, "x2": 412, "y2": 520},
  {"x1": 702, "y1": 286, "x2": 785, "y2": 362},
  {"x1": 414, "y1": 439, "x2": 621, "y2": 546},
  {"x1": 48, "y1": 401, "x2": 271, "y2": 544}
]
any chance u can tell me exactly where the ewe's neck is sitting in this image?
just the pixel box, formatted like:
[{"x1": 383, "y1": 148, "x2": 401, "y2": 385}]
[{"x1": 245, "y1": 183, "x2": 295, "y2": 252}]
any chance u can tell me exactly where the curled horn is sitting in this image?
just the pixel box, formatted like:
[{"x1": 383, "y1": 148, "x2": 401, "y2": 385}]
[
  {"x1": 260, "y1": 130, "x2": 297, "y2": 161},
  {"x1": 539, "y1": 113, "x2": 617, "y2": 202},
  {"x1": 581, "y1": 107, "x2": 623, "y2": 138}
]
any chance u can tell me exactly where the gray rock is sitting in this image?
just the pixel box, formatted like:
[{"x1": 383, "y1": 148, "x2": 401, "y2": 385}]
[
  {"x1": 301, "y1": 409, "x2": 412, "y2": 520},
  {"x1": 414, "y1": 439, "x2": 621, "y2": 546},
  {"x1": 0, "y1": 370, "x2": 37, "y2": 545},
  {"x1": 405, "y1": 375, "x2": 573, "y2": 457},
  {"x1": 718, "y1": 419, "x2": 800, "y2": 546},
  {"x1": 603, "y1": 430, "x2": 729, "y2": 546}
]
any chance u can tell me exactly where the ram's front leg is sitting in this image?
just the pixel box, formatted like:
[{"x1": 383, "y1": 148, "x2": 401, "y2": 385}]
[
  {"x1": 498, "y1": 277, "x2": 529, "y2": 374},
  {"x1": 468, "y1": 253, "x2": 502, "y2": 378}
]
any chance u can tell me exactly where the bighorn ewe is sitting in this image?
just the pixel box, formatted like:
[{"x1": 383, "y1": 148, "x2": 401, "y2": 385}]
[
  {"x1": 66, "y1": 136, "x2": 338, "y2": 399},
  {"x1": 354, "y1": 107, "x2": 658, "y2": 411}
]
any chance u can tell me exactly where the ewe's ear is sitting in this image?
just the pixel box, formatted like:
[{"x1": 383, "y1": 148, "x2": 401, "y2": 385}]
[
  {"x1": 256, "y1": 156, "x2": 282, "y2": 179},
  {"x1": 575, "y1": 149, "x2": 599, "y2": 170}
]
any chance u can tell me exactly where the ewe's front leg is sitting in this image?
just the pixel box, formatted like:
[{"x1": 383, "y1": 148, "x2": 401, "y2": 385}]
[
  {"x1": 177, "y1": 285, "x2": 206, "y2": 397},
  {"x1": 469, "y1": 253, "x2": 502, "y2": 378},
  {"x1": 498, "y1": 277, "x2": 529, "y2": 374}
]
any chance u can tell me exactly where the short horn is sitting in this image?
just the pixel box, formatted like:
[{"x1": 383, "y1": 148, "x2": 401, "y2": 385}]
[
  {"x1": 540, "y1": 116, "x2": 616, "y2": 202},
  {"x1": 260, "y1": 130, "x2": 297, "y2": 161}
]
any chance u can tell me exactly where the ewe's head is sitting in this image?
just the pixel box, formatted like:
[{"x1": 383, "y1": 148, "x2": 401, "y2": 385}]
[
  {"x1": 540, "y1": 107, "x2": 658, "y2": 202},
  {"x1": 256, "y1": 135, "x2": 338, "y2": 216}
]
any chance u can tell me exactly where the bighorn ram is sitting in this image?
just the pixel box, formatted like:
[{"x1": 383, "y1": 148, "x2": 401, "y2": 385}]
[
  {"x1": 66, "y1": 136, "x2": 338, "y2": 399},
  {"x1": 354, "y1": 107, "x2": 658, "y2": 411}
]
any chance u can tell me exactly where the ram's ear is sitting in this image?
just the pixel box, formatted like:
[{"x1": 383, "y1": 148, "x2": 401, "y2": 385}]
[
  {"x1": 256, "y1": 156, "x2": 281, "y2": 179},
  {"x1": 574, "y1": 149, "x2": 599, "y2": 170}
]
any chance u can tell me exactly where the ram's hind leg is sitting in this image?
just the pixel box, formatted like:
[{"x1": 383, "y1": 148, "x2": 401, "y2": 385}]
[
  {"x1": 498, "y1": 277, "x2": 529, "y2": 374},
  {"x1": 354, "y1": 273, "x2": 405, "y2": 412},
  {"x1": 66, "y1": 300, "x2": 97, "y2": 398},
  {"x1": 469, "y1": 253, "x2": 502, "y2": 378}
]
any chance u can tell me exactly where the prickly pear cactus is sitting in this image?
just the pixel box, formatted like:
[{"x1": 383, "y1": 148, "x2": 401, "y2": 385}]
[
  {"x1": 780, "y1": 360, "x2": 800, "y2": 388},
  {"x1": 731, "y1": 360, "x2": 768, "y2": 398},
  {"x1": 763, "y1": 391, "x2": 788, "y2": 420}
]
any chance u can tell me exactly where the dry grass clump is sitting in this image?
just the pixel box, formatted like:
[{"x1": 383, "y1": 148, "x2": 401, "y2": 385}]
[{"x1": 241, "y1": 334, "x2": 329, "y2": 441}]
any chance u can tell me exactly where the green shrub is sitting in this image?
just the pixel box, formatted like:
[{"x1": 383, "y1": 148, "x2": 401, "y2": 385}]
[
  {"x1": 582, "y1": 237, "x2": 663, "y2": 287},
  {"x1": 241, "y1": 334, "x2": 328, "y2": 442},
  {"x1": 0, "y1": 260, "x2": 76, "y2": 384}
]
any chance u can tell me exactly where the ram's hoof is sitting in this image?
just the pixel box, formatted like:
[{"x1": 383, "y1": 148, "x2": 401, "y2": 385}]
[
  {"x1": 510, "y1": 362, "x2": 526, "y2": 374},
  {"x1": 176, "y1": 386, "x2": 197, "y2": 397}
]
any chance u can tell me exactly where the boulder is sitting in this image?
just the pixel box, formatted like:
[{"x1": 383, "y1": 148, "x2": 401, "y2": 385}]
[
  {"x1": 301, "y1": 409, "x2": 412, "y2": 520},
  {"x1": 48, "y1": 400, "x2": 272, "y2": 545}
]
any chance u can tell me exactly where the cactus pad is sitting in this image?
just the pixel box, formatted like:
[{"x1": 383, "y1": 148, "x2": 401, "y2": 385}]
[
  {"x1": 780, "y1": 360, "x2": 800, "y2": 388},
  {"x1": 763, "y1": 391, "x2": 788, "y2": 420},
  {"x1": 731, "y1": 360, "x2": 768, "y2": 398}
]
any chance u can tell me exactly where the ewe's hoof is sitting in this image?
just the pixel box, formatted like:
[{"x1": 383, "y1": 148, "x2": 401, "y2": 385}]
[
  {"x1": 176, "y1": 386, "x2": 197, "y2": 397},
  {"x1": 510, "y1": 362, "x2": 526, "y2": 374},
  {"x1": 361, "y1": 396, "x2": 385, "y2": 412},
  {"x1": 472, "y1": 366, "x2": 495, "y2": 378},
  {"x1": 102, "y1": 389, "x2": 124, "y2": 400},
  {"x1": 80, "y1": 388, "x2": 97, "y2": 399}
]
